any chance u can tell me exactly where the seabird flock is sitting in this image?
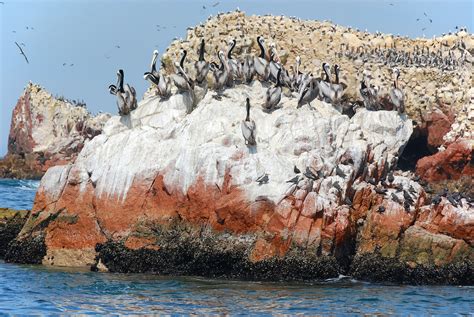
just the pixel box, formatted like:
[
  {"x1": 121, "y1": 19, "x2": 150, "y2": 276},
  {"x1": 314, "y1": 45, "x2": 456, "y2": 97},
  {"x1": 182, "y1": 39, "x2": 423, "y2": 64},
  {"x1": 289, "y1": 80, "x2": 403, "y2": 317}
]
[{"x1": 109, "y1": 35, "x2": 409, "y2": 146}]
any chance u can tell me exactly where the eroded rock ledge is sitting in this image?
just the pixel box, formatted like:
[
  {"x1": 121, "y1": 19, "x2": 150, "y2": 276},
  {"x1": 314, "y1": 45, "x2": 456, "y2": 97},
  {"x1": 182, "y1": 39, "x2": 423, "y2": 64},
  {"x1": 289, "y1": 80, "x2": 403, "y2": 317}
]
[
  {"x1": 6, "y1": 82, "x2": 473, "y2": 284},
  {"x1": 0, "y1": 83, "x2": 110, "y2": 179}
]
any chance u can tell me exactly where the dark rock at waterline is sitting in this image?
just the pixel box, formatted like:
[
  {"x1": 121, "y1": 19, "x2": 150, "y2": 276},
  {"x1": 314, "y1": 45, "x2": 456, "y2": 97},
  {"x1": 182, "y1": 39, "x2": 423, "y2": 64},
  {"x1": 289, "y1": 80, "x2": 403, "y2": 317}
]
[
  {"x1": 5, "y1": 234, "x2": 46, "y2": 265},
  {"x1": 0, "y1": 208, "x2": 29, "y2": 258},
  {"x1": 350, "y1": 253, "x2": 474, "y2": 285}
]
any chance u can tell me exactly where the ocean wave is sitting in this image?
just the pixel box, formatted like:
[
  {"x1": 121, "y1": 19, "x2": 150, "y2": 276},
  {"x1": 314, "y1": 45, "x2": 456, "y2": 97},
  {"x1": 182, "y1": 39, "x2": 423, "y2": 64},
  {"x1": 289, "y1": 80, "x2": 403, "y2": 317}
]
[{"x1": 17, "y1": 180, "x2": 40, "y2": 191}]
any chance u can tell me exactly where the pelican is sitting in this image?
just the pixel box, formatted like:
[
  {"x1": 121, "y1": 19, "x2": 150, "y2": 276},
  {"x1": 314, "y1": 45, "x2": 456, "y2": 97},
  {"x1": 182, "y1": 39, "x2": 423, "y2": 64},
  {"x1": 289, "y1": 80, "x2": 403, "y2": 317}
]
[
  {"x1": 171, "y1": 61, "x2": 195, "y2": 113},
  {"x1": 143, "y1": 50, "x2": 171, "y2": 98},
  {"x1": 227, "y1": 38, "x2": 242, "y2": 83},
  {"x1": 389, "y1": 68, "x2": 405, "y2": 113},
  {"x1": 242, "y1": 54, "x2": 255, "y2": 83},
  {"x1": 210, "y1": 50, "x2": 229, "y2": 93},
  {"x1": 332, "y1": 64, "x2": 347, "y2": 101},
  {"x1": 109, "y1": 69, "x2": 137, "y2": 115},
  {"x1": 195, "y1": 39, "x2": 209, "y2": 84},
  {"x1": 254, "y1": 36, "x2": 269, "y2": 80},
  {"x1": 267, "y1": 43, "x2": 280, "y2": 82},
  {"x1": 297, "y1": 76, "x2": 319, "y2": 108},
  {"x1": 293, "y1": 56, "x2": 304, "y2": 90},
  {"x1": 171, "y1": 50, "x2": 194, "y2": 92},
  {"x1": 359, "y1": 78, "x2": 380, "y2": 111},
  {"x1": 263, "y1": 67, "x2": 282, "y2": 111},
  {"x1": 241, "y1": 98, "x2": 256, "y2": 146},
  {"x1": 318, "y1": 62, "x2": 336, "y2": 103}
]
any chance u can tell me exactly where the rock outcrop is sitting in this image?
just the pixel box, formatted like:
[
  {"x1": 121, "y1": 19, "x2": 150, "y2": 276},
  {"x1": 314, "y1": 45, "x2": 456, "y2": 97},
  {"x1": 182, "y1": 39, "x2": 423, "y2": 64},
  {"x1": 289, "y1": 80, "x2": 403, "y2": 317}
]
[
  {"x1": 0, "y1": 208, "x2": 29, "y2": 257},
  {"x1": 0, "y1": 83, "x2": 110, "y2": 179},
  {"x1": 157, "y1": 11, "x2": 473, "y2": 186},
  {"x1": 161, "y1": 11, "x2": 473, "y2": 125},
  {"x1": 7, "y1": 81, "x2": 473, "y2": 284}
]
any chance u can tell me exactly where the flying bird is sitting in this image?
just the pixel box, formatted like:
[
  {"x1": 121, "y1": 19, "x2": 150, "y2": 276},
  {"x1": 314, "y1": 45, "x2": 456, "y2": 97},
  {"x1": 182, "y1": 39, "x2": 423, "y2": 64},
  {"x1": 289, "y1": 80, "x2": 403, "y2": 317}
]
[
  {"x1": 202, "y1": 5, "x2": 206, "y2": 9},
  {"x1": 389, "y1": 3, "x2": 394, "y2": 5},
  {"x1": 62, "y1": 63, "x2": 66, "y2": 66},
  {"x1": 212, "y1": 1, "x2": 219, "y2": 7},
  {"x1": 429, "y1": 19, "x2": 432, "y2": 23},
  {"x1": 423, "y1": 12, "x2": 427, "y2": 16},
  {"x1": 115, "y1": 45, "x2": 120, "y2": 48},
  {"x1": 15, "y1": 41, "x2": 29, "y2": 64}
]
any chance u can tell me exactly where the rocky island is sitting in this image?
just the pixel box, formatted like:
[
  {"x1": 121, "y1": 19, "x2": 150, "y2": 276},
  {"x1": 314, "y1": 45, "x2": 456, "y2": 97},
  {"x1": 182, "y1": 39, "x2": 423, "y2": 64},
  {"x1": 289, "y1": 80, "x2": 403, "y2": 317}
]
[{"x1": 2, "y1": 12, "x2": 473, "y2": 284}]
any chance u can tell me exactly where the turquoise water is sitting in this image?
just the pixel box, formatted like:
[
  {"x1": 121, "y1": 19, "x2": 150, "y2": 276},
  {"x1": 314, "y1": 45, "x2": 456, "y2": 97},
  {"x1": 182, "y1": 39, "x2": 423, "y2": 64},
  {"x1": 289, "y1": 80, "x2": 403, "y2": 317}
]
[{"x1": 0, "y1": 178, "x2": 473, "y2": 315}]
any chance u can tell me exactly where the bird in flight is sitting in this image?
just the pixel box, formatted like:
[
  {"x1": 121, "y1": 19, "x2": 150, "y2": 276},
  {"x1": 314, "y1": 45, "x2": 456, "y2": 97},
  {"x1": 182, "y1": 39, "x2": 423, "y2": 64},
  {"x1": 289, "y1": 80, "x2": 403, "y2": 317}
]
[
  {"x1": 115, "y1": 45, "x2": 120, "y2": 48},
  {"x1": 202, "y1": 5, "x2": 206, "y2": 9},
  {"x1": 423, "y1": 12, "x2": 427, "y2": 16},
  {"x1": 389, "y1": 3, "x2": 394, "y2": 5},
  {"x1": 429, "y1": 19, "x2": 432, "y2": 23},
  {"x1": 212, "y1": 1, "x2": 219, "y2": 7},
  {"x1": 15, "y1": 41, "x2": 29, "y2": 63},
  {"x1": 63, "y1": 63, "x2": 66, "y2": 66}
]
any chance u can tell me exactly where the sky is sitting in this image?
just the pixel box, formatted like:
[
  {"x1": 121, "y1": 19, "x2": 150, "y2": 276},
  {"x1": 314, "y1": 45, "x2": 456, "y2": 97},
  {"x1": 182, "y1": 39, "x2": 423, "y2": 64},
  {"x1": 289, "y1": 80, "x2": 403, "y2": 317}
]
[{"x1": 0, "y1": 0, "x2": 472, "y2": 156}]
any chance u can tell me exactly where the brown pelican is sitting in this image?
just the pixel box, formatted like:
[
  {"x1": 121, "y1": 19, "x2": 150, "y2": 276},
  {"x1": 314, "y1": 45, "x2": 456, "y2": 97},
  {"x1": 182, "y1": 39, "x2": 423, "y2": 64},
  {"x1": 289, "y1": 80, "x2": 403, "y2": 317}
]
[
  {"x1": 241, "y1": 98, "x2": 256, "y2": 146},
  {"x1": 267, "y1": 43, "x2": 280, "y2": 82},
  {"x1": 359, "y1": 77, "x2": 380, "y2": 111},
  {"x1": 195, "y1": 39, "x2": 209, "y2": 84},
  {"x1": 297, "y1": 76, "x2": 319, "y2": 108},
  {"x1": 109, "y1": 69, "x2": 137, "y2": 115},
  {"x1": 210, "y1": 50, "x2": 229, "y2": 94},
  {"x1": 171, "y1": 61, "x2": 195, "y2": 113},
  {"x1": 293, "y1": 56, "x2": 304, "y2": 90},
  {"x1": 254, "y1": 36, "x2": 269, "y2": 80},
  {"x1": 242, "y1": 54, "x2": 255, "y2": 83},
  {"x1": 332, "y1": 64, "x2": 347, "y2": 102},
  {"x1": 227, "y1": 38, "x2": 242, "y2": 83},
  {"x1": 143, "y1": 50, "x2": 171, "y2": 98},
  {"x1": 318, "y1": 63, "x2": 336, "y2": 103},
  {"x1": 263, "y1": 67, "x2": 282, "y2": 111},
  {"x1": 389, "y1": 68, "x2": 405, "y2": 113},
  {"x1": 171, "y1": 50, "x2": 194, "y2": 92}
]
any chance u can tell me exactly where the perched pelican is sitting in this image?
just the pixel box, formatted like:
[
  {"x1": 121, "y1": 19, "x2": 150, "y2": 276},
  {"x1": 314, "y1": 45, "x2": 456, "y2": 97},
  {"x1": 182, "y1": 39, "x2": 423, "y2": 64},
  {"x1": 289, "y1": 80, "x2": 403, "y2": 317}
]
[
  {"x1": 263, "y1": 67, "x2": 282, "y2": 111},
  {"x1": 293, "y1": 56, "x2": 304, "y2": 90},
  {"x1": 241, "y1": 98, "x2": 256, "y2": 146},
  {"x1": 171, "y1": 50, "x2": 194, "y2": 92},
  {"x1": 254, "y1": 36, "x2": 269, "y2": 80},
  {"x1": 195, "y1": 39, "x2": 209, "y2": 84},
  {"x1": 267, "y1": 43, "x2": 280, "y2": 82},
  {"x1": 210, "y1": 50, "x2": 229, "y2": 93},
  {"x1": 171, "y1": 61, "x2": 195, "y2": 113},
  {"x1": 318, "y1": 63, "x2": 336, "y2": 103},
  {"x1": 359, "y1": 79, "x2": 380, "y2": 111},
  {"x1": 143, "y1": 50, "x2": 171, "y2": 98},
  {"x1": 298, "y1": 76, "x2": 319, "y2": 108},
  {"x1": 109, "y1": 69, "x2": 137, "y2": 115},
  {"x1": 332, "y1": 64, "x2": 347, "y2": 101},
  {"x1": 242, "y1": 55, "x2": 255, "y2": 83},
  {"x1": 227, "y1": 38, "x2": 242, "y2": 83},
  {"x1": 389, "y1": 68, "x2": 405, "y2": 113}
]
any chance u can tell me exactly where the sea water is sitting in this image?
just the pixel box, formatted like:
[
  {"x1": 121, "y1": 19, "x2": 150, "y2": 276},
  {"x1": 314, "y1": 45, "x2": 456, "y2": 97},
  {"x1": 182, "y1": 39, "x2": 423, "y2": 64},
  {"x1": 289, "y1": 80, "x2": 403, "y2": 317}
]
[{"x1": 0, "y1": 178, "x2": 472, "y2": 315}]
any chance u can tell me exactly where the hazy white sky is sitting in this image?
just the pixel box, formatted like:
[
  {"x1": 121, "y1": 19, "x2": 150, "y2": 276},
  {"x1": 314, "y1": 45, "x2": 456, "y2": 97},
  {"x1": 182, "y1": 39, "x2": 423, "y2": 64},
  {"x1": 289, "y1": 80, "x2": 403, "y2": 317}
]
[{"x1": 1, "y1": 0, "x2": 472, "y2": 156}]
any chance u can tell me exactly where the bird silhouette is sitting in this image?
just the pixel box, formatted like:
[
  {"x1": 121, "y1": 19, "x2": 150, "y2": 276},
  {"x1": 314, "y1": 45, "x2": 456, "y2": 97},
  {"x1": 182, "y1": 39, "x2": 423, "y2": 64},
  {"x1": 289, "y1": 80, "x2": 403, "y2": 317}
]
[{"x1": 15, "y1": 41, "x2": 29, "y2": 64}]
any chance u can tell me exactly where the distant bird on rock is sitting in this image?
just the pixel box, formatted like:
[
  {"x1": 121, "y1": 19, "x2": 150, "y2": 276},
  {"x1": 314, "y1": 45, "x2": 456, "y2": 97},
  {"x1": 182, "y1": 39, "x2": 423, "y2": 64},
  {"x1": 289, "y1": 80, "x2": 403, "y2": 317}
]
[{"x1": 241, "y1": 98, "x2": 256, "y2": 146}]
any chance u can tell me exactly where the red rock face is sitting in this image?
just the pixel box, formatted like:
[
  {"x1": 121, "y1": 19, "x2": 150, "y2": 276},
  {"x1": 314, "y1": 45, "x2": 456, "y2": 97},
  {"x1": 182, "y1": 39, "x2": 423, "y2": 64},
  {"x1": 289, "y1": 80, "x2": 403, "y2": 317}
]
[
  {"x1": 8, "y1": 91, "x2": 36, "y2": 155},
  {"x1": 1, "y1": 83, "x2": 109, "y2": 179},
  {"x1": 416, "y1": 140, "x2": 473, "y2": 182},
  {"x1": 422, "y1": 109, "x2": 455, "y2": 150}
]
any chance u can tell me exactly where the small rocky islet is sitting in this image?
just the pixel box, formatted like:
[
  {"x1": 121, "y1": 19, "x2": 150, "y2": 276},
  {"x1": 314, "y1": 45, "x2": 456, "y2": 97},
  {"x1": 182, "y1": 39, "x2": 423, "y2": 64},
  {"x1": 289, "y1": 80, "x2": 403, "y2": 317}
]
[{"x1": 1, "y1": 11, "x2": 472, "y2": 284}]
